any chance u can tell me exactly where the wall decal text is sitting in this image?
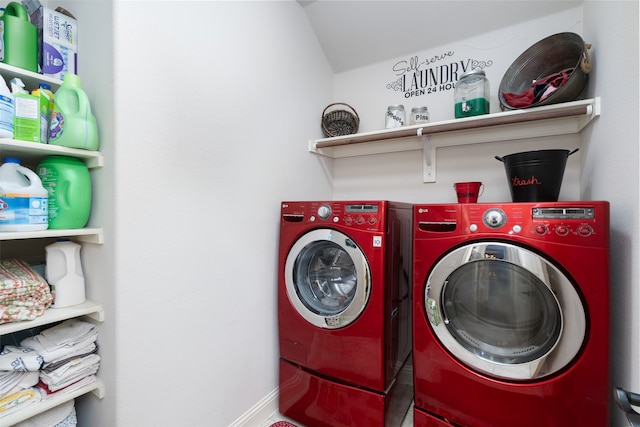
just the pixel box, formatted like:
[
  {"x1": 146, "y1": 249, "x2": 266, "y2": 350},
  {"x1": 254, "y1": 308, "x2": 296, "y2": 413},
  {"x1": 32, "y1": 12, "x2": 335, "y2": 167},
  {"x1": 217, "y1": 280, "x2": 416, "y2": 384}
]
[{"x1": 387, "y1": 51, "x2": 493, "y2": 99}]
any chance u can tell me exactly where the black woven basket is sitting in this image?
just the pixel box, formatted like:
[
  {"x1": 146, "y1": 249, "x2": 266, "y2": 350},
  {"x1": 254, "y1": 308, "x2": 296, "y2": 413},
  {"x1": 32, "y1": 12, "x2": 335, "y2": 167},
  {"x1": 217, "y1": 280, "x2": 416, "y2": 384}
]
[{"x1": 321, "y1": 103, "x2": 359, "y2": 137}]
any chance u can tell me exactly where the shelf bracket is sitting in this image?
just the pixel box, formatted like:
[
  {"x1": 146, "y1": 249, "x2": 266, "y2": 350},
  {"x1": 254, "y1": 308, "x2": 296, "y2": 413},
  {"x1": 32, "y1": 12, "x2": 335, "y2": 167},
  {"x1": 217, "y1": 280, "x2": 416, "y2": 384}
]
[
  {"x1": 92, "y1": 380, "x2": 106, "y2": 399},
  {"x1": 420, "y1": 130, "x2": 436, "y2": 182},
  {"x1": 74, "y1": 230, "x2": 104, "y2": 244},
  {"x1": 83, "y1": 307, "x2": 105, "y2": 323}
]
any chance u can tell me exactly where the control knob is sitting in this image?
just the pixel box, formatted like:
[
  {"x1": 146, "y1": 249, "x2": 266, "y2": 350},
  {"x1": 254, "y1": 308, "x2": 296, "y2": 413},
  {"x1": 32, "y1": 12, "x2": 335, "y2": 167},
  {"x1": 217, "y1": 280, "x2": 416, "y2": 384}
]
[
  {"x1": 577, "y1": 224, "x2": 593, "y2": 236},
  {"x1": 555, "y1": 225, "x2": 570, "y2": 236},
  {"x1": 534, "y1": 224, "x2": 548, "y2": 235},
  {"x1": 483, "y1": 208, "x2": 507, "y2": 229},
  {"x1": 317, "y1": 205, "x2": 331, "y2": 220}
]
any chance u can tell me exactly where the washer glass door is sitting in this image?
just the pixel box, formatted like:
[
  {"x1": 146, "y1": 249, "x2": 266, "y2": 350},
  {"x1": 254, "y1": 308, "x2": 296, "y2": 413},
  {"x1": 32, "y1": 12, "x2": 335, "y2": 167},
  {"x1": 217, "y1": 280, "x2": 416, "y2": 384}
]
[
  {"x1": 285, "y1": 229, "x2": 371, "y2": 329},
  {"x1": 425, "y1": 242, "x2": 585, "y2": 380}
]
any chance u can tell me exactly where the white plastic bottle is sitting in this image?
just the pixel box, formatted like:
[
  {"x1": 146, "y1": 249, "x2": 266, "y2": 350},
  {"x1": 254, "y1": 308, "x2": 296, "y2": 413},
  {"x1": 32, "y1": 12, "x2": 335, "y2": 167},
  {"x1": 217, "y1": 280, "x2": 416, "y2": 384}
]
[
  {"x1": 45, "y1": 239, "x2": 86, "y2": 308},
  {"x1": 0, "y1": 157, "x2": 48, "y2": 231},
  {"x1": 0, "y1": 74, "x2": 14, "y2": 138}
]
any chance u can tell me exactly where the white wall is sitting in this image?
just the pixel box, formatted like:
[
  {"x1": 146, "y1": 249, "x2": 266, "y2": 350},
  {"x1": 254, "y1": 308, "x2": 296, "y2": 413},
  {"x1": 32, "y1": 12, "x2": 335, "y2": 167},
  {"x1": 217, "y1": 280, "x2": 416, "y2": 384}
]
[
  {"x1": 52, "y1": 0, "x2": 116, "y2": 425},
  {"x1": 331, "y1": 7, "x2": 585, "y2": 204},
  {"x1": 582, "y1": 3, "x2": 640, "y2": 426},
  {"x1": 330, "y1": 2, "x2": 640, "y2": 426},
  {"x1": 48, "y1": 1, "x2": 638, "y2": 426},
  {"x1": 112, "y1": 2, "x2": 333, "y2": 425},
  {"x1": 63, "y1": 1, "x2": 333, "y2": 426}
]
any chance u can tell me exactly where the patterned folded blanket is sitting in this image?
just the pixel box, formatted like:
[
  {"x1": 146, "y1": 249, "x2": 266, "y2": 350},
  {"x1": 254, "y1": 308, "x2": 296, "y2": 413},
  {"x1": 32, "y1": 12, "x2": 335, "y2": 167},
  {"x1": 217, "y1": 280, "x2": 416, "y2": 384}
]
[
  {"x1": 0, "y1": 259, "x2": 52, "y2": 324},
  {"x1": 0, "y1": 387, "x2": 41, "y2": 417}
]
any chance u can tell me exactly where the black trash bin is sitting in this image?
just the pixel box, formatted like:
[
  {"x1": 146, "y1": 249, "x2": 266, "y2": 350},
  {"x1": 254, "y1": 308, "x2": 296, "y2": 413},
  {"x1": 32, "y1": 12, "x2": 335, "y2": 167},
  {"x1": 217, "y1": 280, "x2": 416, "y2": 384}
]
[{"x1": 496, "y1": 149, "x2": 578, "y2": 202}]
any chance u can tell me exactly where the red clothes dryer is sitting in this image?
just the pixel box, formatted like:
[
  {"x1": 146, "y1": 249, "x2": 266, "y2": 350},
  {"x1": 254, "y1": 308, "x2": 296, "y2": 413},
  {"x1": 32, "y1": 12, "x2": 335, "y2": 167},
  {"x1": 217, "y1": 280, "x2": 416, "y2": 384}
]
[
  {"x1": 412, "y1": 202, "x2": 610, "y2": 427},
  {"x1": 278, "y1": 201, "x2": 413, "y2": 427}
]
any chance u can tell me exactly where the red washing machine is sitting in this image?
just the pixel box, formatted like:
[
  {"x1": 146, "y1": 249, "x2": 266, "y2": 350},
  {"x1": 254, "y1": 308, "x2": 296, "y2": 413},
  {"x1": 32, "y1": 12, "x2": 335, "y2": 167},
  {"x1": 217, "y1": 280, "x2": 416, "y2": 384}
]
[
  {"x1": 412, "y1": 202, "x2": 610, "y2": 427},
  {"x1": 278, "y1": 201, "x2": 414, "y2": 427}
]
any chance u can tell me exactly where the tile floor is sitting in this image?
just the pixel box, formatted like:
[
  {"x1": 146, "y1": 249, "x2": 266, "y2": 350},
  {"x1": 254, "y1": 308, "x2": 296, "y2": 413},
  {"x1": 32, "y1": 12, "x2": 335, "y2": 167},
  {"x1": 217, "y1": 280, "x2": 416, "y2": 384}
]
[{"x1": 260, "y1": 401, "x2": 414, "y2": 427}]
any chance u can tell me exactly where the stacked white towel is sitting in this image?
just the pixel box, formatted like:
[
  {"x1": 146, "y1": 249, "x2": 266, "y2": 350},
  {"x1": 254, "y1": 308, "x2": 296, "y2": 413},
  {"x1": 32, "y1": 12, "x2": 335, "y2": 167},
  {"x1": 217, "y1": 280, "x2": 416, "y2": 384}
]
[
  {"x1": 0, "y1": 370, "x2": 40, "y2": 396},
  {"x1": 40, "y1": 353, "x2": 100, "y2": 392},
  {"x1": 0, "y1": 346, "x2": 43, "y2": 418},
  {"x1": 38, "y1": 375, "x2": 97, "y2": 401},
  {"x1": 0, "y1": 345, "x2": 43, "y2": 372},
  {"x1": 21, "y1": 319, "x2": 97, "y2": 364},
  {"x1": 0, "y1": 386, "x2": 41, "y2": 417},
  {"x1": 20, "y1": 319, "x2": 100, "y2": 397}
]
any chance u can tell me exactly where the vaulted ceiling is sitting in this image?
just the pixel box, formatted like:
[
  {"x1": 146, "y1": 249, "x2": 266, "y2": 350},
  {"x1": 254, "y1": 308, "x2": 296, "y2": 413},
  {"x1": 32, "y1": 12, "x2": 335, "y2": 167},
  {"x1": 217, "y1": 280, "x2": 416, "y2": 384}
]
[{"x1": 298, "y1": 0, "x2": 584, "y2": 73}]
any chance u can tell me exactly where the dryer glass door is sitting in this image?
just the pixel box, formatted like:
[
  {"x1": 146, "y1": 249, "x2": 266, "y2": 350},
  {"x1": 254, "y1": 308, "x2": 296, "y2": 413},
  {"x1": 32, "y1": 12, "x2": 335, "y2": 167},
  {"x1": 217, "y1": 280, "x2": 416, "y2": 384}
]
[
  {"x1": 425, "y1": 242, "x2": 586, "y2": 381},
  {"x1": 285, "y1": 229, "x2": 371, "y2": 329}
]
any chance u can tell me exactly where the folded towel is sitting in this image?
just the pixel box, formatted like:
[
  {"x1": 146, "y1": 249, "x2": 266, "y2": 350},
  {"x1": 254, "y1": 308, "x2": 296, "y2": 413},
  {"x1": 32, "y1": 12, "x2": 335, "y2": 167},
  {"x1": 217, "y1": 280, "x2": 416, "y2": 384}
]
[
  {"x1": 0, "y1": 371, "x2": 39, "y2": 396},
  {"x1": 0, "y1": 387, "x2": 41, "y2": 418},
  {"x1": 0, "y1": 259, "x2": 52, "y2": 324},
  {"x1": 0, "y1": 259, "x2": 49, "y2": 298},
  {"x1": 0, "y1": 345, "x2": 43, "y2": 371},
  {"x1": 42, "y1": 354, "x2": 100, "y2": 381},
  {"x1": 42, "y1": 343, "x2": 97, "y2": 373},
  {"x1": 39, "y1": 354, "x2": 100, "y2": 392},
  {"x1": 21, "y1": 320, "x2": 98, "y2": 363},
  {"x1": 37, "y1": 375, "x2": 96, "y2": 401},
  {"x1": 37, "y1": 320, "x2": 96, "y2": 349},
  {"x1": 21, "y1": 335, "x2": 97, "y2": 365}
]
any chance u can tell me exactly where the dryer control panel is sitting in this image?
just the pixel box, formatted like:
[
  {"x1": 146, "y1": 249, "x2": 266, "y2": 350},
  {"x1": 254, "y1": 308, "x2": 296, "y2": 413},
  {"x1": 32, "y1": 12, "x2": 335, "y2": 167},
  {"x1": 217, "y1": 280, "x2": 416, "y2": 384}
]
[
  {"x1": 281, "y1": 201, "x2": 386, "y2": 231},
  {"x1": 415, "y1": 202, "x2": 609, "y2": 248}
]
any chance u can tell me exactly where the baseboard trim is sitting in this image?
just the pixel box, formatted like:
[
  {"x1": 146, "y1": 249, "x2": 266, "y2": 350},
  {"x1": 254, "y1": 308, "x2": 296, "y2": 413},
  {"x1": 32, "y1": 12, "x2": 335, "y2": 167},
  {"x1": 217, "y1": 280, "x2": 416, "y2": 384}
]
[{"x1": 228, "y1": 387, "x2": 279, "y2": 427}]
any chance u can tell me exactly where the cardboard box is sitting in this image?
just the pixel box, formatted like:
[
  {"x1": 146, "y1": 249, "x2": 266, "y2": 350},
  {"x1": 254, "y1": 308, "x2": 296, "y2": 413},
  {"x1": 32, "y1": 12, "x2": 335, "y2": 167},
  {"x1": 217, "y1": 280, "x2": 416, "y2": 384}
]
[
  {"x1": 13, "y1": 93, "x2": 40, "y2": 143},
  {"x1": 30, "y1": 6, "x2": 77, "y2": 80},
  {"x1": 35, "y1": 86, "x2": 53, "y2": 143}
]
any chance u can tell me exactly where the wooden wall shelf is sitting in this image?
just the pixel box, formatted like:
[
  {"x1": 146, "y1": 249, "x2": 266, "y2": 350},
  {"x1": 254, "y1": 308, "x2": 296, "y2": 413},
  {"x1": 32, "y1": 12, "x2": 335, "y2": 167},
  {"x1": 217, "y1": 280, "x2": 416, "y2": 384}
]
[{"x1": 309, "y1": 98, "x2": 600, "y2": 182}]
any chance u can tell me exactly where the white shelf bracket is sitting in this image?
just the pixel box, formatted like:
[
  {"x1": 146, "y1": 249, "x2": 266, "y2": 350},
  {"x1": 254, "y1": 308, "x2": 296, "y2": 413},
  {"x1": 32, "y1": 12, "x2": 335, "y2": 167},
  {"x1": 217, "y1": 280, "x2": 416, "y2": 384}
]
[
  {"x1": 92, "y1": 380, "x2": 106, "y2": 398},
  {"x1": 420, "y1": 129, "x2": 436, "y2": 182},
  {"x1": 592, "y1": 96, "x2": 601, "y2": 117}
]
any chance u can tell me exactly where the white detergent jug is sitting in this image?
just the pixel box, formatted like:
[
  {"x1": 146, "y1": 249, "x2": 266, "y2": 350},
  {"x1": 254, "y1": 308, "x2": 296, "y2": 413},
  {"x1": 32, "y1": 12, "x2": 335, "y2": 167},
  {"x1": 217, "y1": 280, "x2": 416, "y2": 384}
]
[
  {"x1": 0, "y1": 157, "x2": 48, "y2": 231},
  {"x1": 45, "y1": 239, "x2": 86, "y2": 308}
]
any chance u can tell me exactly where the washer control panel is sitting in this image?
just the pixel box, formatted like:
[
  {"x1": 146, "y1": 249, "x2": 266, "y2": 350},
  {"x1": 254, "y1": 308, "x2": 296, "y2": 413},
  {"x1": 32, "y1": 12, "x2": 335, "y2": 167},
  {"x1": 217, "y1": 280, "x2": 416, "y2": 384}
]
[{"x1": 414, "y1": 202, "x2": 609, "y2": 248}]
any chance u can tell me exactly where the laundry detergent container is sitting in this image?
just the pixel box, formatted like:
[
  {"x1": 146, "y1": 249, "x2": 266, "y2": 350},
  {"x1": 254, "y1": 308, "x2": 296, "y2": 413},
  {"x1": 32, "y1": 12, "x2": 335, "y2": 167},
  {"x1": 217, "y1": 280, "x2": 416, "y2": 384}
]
[
  {"x1": 37, "y1": 156, "x2": 92, "y2": 229},
  {"x1": 495, "y1": 149, "x2": 578, "y2": 202}
]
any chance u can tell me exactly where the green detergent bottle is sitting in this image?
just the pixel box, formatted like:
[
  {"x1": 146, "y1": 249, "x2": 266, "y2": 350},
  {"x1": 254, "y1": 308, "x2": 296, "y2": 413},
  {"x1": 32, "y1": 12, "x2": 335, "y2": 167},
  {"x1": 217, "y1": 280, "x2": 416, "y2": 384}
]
[
  {"x1": 0, "y1": 2, "x2": 37, "y2": 72},
  {"x1": 49, "y1": 73, "x2": 100, "y2": 151},
  {"x1": 37, "y1": 156, "x2": 92, "y2": 229}
]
